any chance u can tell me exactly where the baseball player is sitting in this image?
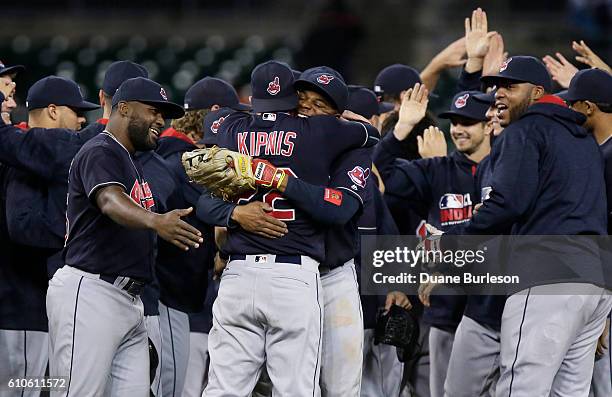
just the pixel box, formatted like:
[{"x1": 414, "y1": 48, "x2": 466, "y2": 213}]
[
  {"x1": 204, "y1": 60, "x2": 378, "y2": 397},
  {"x1": 445, "y1": 56, "x2": 612, "y2": 396},
  {"x1": 46, "y1": 77, "x2": 201, "y2": 396},
  {"x1": 559, "y1": 69, "x2": 612, "y2": 397},
  {"x1": 0, "y1": 75, "x2": 100, "y2": 397},
  {"x1": 374, "y1": 86, "x2": 492, "y2": 397},
  {"x1": 442, "y1": 89, "x2": 508, "y2": 397}
]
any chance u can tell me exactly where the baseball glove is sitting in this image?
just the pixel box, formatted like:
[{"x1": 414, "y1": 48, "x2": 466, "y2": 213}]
[
  {"x1": 374, "y1": 305, "x2": 420, "y2": 362},
  {"x1": 182, "y1": 146, "x2": 256, "y2": 201}
]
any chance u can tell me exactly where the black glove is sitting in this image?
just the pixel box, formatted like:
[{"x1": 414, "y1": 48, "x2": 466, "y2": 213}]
[{"x1": 374, "y1": 304, "x2": 420, "y2": 362}]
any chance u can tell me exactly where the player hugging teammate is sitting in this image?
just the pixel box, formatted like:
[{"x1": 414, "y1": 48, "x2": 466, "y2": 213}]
[{"x1": 0, "y1": 5, "x2": 611, "y2": 397}]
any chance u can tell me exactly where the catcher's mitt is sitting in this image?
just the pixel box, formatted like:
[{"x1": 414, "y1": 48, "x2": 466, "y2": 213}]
[
  {"x1": 182, "y1": 146, "x2": 256, "y2": 201},
  {"x1": 374, "y1": 305, "x2": 420, "y2": 362}
]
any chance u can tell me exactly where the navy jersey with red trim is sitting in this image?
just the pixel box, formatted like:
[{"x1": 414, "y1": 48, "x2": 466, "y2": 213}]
[
  {"x1": 323, "y1": 147, "x2": 372, "y2": 268},
  {"x1": 63, "y1": 132, "x2": 156, "y2": 281},
  {"x1": 217, "y1": 112, "x2": 377, "y2": 261}
]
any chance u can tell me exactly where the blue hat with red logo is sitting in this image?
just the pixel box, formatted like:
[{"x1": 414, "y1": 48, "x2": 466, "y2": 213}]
[
  {"x1": 294, "y1": 66, "x2": 348, "y2": 112},
  {"x1": 199, "y1": 107, "x2": 234, "y2": 146},
  {"x1": 112, "y1": 77, "x2": 185, "y2": 119},
  {"x1": 26, "y1": 76, "x2": 99, "y2": 111},
  {"x1": 438, "y1": 91, "x2": 489, "y2": 121},
  {"x1": 481, "y1": 56, "x2": 552, "y2": 92},
  {"x1": 374, "y1": 64, "x2": 421, "y2": 97},
  {"x1": 250, "y1": 60, "x2": 298, "y2": 113},
  {"x1": 560, "y1": 68, "x2": 612, "y2": 104},
  {"x1": 346, "y1": 85, "x2": 394, "y2": 119},
  {"x1": 102, "y1": 61, "x2": 148, "y2": 96},
  {"x1": 0, "y1": 61, "x2": 24, "y2": 77},
  {"x1": 184, "y1": 77, "x2": 250, "y2": 111}
]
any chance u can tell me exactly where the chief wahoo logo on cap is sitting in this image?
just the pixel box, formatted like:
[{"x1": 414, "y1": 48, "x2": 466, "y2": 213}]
[
  {"x1": 267, "y1": 77, "x2": 281, "y2": 95},
  {"x1": 317, "y1": 74, "x2": 334, "y2": 85},
  {"x1": 499, "y1": 58, "x2": 512, "y2": 72},
  {"x1": 160, "y1": 88, "x2": 168, "y2": 100},
  {"x1": 455, "y1": 93, "x2": 469, "y2": 108}
]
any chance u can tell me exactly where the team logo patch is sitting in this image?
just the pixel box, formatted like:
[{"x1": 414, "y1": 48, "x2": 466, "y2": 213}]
[
  {"x1": 210, "y1": 116, "x2": 226, "y2": 134},
  {"x1": 499, "y1": 58, "x2": 512, "y2": 72},
  {"x1": 130, "y1": 180, "x2": 155, "y2": 210},
  {"x1": 347, "y1": 166, "x2": 370, "y2": 188},
  {"x1": 267, "y1": 76, "x2": 281, "y2": 95},
  {"x1": 324, "y1": 188, "x2": 343, "y2": 206},
  {"x1": 439, "y1": 193, "x2": 472, "y2": 226},
  {"x1": 316, "y1": 74, "x2": 334, "y2": 85},
  {"x1": 160, "y1": 88, "x2": 168, "y2": 100},
  {"x1": 454, "y1": 93, "x2": 469, "y2": 109}
]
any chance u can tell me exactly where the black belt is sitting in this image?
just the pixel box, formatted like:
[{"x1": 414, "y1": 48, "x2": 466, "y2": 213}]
[
  {"x1": 229, "y1": 254, "x2": 302, "y2": 265},
  {"x1": 100, "y1": 274, "x2": 146, "y2": 296}
]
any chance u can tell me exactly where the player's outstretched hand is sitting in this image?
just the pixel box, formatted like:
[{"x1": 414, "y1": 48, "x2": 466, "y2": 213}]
[
  {"x1": 154, "y1": 207, "x2": 203, "y2": 251},
  {"x1": 417, "y1": 126, "x2": 447, "y2": 158},
  {"x1": 394, "y1": 83, "x2": 429, "y2": 141},
  {"x1": 542, "y1": 53, "x2": 579, "y2": 89},
  {"x1": 231, "y1": 201, "x2": 288, "y2": 238},
  {"x1": 420, "y1": 37, "x2": 466, "y2": 91},
  {"x1": 482, "y1": 33, "x2": 507, "y2": 76},
  {"x1": 465, "y1": 7, "x2": 497, "y2": 73},
  {"x1": 385, "y1": 291, "x2": 412, "y2": 313},
  {"x1": 0, "y1": 80, "x2": 16, "y2": 100},
  {"x1": 572, "y1": 40, "x2": 612, "y2": 73}
]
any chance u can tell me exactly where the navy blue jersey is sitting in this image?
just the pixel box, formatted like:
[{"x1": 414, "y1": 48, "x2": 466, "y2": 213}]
[
  {"x1": 323, "y1": 147, "x2": 372, "y2": 268},
  {"x1": 155, "y1": 136, "x2": 215, "y2": 313},
  {"x1": 446, "y1": 102, "x2": 607, "y2": 293},
  {"x1": 188, "y1": 270, "x2": 219, "y2": 334},
  {"x1": 374, "y1": 132, "x2": 482, "y2": 329},
  {"x1": 64, "y1": 132, "x2": 156, "y2": 281},
  {"x1": 217, "y1": 112, "x2": 378, "y2": 261},
  {"x1": 463, "y1": 154, "x2": 507, "y2": 330}
]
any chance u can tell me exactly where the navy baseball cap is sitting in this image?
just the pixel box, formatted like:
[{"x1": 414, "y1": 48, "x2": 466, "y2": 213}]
[
  {"x1": 199, "y1": 107, "x2": 234, "y2": 146},
  {"x1": 295, "y1": 66, "x2": 348, "y2": 112},
  {"x1": 438, "y1": 91, "x2": 489, "y2": 121},
  {"x1": 26, "y1": 76, "x2": 99, "y2": 111},
  {"x1": 0, "y1": 61, "x2": 25, "y2": 76},
  {"x1": 250, "y1": 60, "x2": 298, "y2": 113},
  {"x1": 473, "y1": 90, "x2": 496, "y2": 105},
  {"x1": 374, "y1": 64, "x2": 421, "y2": 96},
  {"x1": 347, "y1": 85, "x2": 394, "y2": 119},
  {"x1": 103, "y1": 61, "x2": 148, "y2": 96},
  {"x1": 184, "y1": 77, "x2": 250, "y2": 111},
  {"x1": 561, "y1": 69, "x2": 612, "y2": 104},
  {"x1": 112, "y1": 77, "x2": 185, "y2": 119},
  {"x1": 481, "y1": 56, "x2": 552, "y2": 93}
]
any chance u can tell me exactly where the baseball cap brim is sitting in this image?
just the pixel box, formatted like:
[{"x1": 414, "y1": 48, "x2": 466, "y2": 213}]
[
  {"x1": 555, "y1": 90, "x2": 570, "y2": 101},
  {"x1": 230, "y1": 102, "x2": 252, "y2": 111},
  {"x1": 72, "y1": 100, "x2": 101, "y2": 111},
  {"x1": 251, "y1": 94, "x2": 298, "y2": 113},
  {"x1": 473, "y1": 91, "x2": 496, "y2": 105},
  {"x1": 378, "y1": 101, "x2": 394, "y2": 114},
  {"x1": 481, "y1": 75, "x2": 536, "y2": 88},
  {"x1": 0, "y1": 65, "x2": 25, "y2": 76},
  {"x1": 141, "y1": 100, "x2": 185, "y2": 119},
  {"x1": 438, "y1": 109, "x2": 488, "y2": 121}
]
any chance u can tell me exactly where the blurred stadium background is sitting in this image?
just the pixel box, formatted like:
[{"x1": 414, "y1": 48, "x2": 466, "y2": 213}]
[{"x1": 1, "y1": 0, "x2": 610, "y2": 122}]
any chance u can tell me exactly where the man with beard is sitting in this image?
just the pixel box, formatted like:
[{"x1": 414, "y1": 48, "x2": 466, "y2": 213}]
[
  {"x1": 443, "y1": 56, "x2": 611, "y2": 396},
  {"x1": 46, "y1": 77, "x2": 203, "y2": 397},
  {"x1": 373, "y1": 86, "x2": 491, "y2": 397}
]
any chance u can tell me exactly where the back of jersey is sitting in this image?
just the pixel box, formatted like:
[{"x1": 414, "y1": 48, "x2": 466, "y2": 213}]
[{"x1": 217, "y1": 111, "x2": 373, "y2": 262}]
